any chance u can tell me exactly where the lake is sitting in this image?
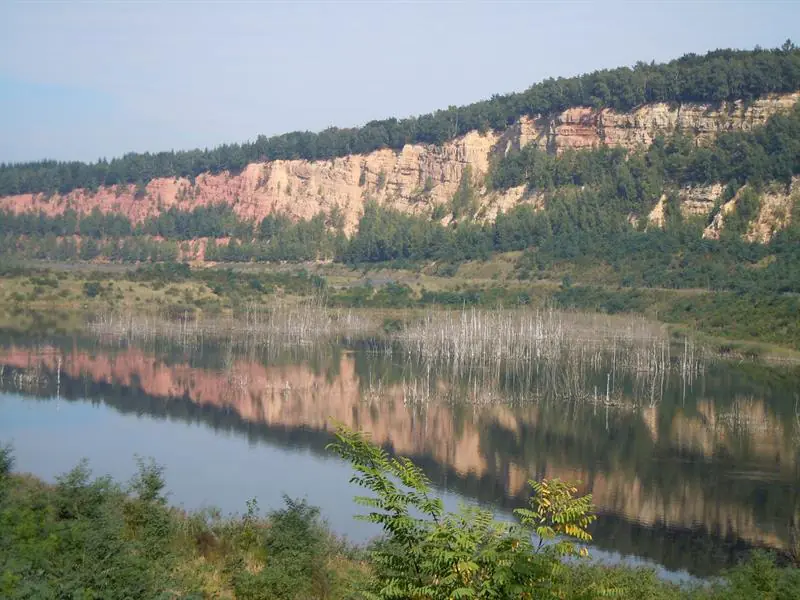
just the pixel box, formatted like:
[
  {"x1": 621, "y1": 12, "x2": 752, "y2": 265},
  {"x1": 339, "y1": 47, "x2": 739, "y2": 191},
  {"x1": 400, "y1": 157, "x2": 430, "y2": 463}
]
[{"x1": 0, "y1": 327, "x2": 798, "y2": 579}]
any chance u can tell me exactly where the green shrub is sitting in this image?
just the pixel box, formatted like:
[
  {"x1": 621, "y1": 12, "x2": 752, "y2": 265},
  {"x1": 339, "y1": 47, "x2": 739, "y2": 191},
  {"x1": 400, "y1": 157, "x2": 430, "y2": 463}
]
[
  {"x1": 328, "y1": 426, "x2": 604, "y2": 600},
  {"x1": 82, "y1": 281, "x2": 102, "y2": 298}
]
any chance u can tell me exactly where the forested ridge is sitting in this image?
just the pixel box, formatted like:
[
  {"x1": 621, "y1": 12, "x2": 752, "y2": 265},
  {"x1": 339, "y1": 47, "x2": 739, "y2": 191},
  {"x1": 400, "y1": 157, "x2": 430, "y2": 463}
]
[
  {"x1": 2, "y1": 99, "x2": 798, "y2": 296},
  {"x1": 2, "y1": 43, "x2": 800, "y2": 348},
  {"x1": 1, "y1": 42, "x2": 799, "y2": 196}
]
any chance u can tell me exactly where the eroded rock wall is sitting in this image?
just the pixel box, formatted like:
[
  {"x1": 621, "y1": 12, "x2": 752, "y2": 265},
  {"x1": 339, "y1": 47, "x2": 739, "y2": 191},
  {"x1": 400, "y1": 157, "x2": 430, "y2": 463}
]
[{"x1": 1, "y1": 92, "x2": 797, "y2": 239}]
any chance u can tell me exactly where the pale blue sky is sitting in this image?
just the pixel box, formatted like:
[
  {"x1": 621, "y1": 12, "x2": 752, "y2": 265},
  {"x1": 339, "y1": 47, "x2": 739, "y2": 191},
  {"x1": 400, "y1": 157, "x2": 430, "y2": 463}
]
[{"x1": 0, "y1": 1, "x2": 796, "y2": 163}]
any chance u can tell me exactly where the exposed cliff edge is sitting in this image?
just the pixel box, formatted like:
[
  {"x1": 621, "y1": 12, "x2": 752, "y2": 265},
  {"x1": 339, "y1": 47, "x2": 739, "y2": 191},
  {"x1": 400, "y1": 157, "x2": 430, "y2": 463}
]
[{"x1": 1, "y1": 92, "x2": 798, "y2": 239}]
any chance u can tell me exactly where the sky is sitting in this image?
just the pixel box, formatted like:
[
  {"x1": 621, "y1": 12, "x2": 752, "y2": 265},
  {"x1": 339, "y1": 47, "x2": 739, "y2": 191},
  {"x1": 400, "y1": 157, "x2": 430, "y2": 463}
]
[{"x1": 0, "y1": 1, "x2": 796, "y2": 164}]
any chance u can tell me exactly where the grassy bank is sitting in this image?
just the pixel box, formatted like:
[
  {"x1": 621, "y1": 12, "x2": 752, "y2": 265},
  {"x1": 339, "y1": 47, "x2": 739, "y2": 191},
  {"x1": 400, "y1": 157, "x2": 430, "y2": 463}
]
[
  {"x1": 0, "y1": 448, "x2": 366, "y2": 599},
  {"x1": 1, "y1": 260, "x2": 798, "y2": 355},
  {"x1": 2, "y1": 436, "x2": 799, "y2": 600}
]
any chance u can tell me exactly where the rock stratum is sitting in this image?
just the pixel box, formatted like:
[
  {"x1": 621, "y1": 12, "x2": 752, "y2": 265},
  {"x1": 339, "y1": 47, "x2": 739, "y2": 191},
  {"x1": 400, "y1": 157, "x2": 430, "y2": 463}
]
[{"x1": 1, "y1": 92, "x2": 798, "y2": 241}]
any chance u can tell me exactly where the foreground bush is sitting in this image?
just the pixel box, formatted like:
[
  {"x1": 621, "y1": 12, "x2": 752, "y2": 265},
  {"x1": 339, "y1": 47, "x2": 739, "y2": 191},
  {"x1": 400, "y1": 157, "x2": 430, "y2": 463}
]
[
  {"x1": 1, "y1": 440, "x2": 799, "y2": 599},
  {"x1": 0, "y1": 444, "x2": 362, "y2": 599}
]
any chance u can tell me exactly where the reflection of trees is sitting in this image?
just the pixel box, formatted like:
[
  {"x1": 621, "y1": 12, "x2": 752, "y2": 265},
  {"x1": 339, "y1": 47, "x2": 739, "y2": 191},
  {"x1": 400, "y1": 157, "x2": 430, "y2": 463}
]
[
  {"x1": 0, "y1": 335, "x2": 799, "y2": 577},
  {"x1": 475, "y1": 401, "x2": 797, "y2": 544},
  {"x1": 592, "y1": 515, "x2": 757, "y2": 576}
]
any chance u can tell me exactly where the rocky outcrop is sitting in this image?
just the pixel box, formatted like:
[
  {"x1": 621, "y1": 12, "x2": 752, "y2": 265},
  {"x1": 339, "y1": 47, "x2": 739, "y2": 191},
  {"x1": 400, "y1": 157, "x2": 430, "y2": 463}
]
[
  {"x1": 647, "y1": 184, "x2": 725, "y2": 230},
  {"x1": 519, "y1": 92, "x2": 800, "y2": 153},
  {"x1": 699, "y1": 178, "x2": 798, "y2": 241},
  {"x1": 647, "y1": 184, "x2": 726, "y2": 230},
  {"x1": 745, "y1": 178, "x2": 798, "y2": 243},
  {"x1": 1, "y1": 131, "x2": 500, "y2": 236},
  {"x1": 646, "y1": 194, "x2": 669, "y2": 229},
  {"x1": 703, "y1": 190, "x2": 743, "y2": 240},
  {"x1": 680, "y1": 183, "x2": 726, "y2": 218},
  {"x1": 0, "y1": 92, "x2": 797, "y2": 238},
  {"x1": 645, "y1": 180, "x2": 797, "y2": 243}
]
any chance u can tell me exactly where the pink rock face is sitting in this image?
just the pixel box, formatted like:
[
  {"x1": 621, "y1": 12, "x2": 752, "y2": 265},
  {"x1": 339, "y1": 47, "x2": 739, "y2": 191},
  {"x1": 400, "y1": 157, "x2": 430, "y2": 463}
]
[
  {"x1": 0, "y1": 92, "x2": 797, "y2": 243},
  {"x1": 551, "y1": 107, "x2": 603, "y2": 151}
]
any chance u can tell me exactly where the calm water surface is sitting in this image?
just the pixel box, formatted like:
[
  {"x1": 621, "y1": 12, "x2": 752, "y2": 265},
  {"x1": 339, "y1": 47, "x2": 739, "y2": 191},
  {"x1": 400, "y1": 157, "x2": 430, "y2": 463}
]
[{"x1": 0, "y1": 332, "x2": 798, "y2": 578}]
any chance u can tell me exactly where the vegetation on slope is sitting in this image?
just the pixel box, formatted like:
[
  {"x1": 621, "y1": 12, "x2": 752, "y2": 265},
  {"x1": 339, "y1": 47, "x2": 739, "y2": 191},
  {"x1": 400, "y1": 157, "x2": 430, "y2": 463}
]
[
  {"x1": 0, "y1": 256, "x2": 798, "y2": 350},
  {"x1": 2, "y1": 100, "x2": 799, "y2": 285},
  {"x1": 0, "y1": 42, "x2": 798, "y2": 196},
  {"x1": 490, "y1": 98, "x2": 800, "y2": 190}
]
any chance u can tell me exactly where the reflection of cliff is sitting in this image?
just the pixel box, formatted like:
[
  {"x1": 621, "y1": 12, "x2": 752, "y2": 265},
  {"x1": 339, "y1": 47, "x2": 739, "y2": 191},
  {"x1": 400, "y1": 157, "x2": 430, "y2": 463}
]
[
  {"x1": 0, "y1": 343, "x2": 490, "y2": 476},
  {"x1": 481, "y1": 404, "x2": 798, "y2": 552},
  {"x1": 1, "y1": 343, "x2": 797, "y2": 555},
  {"x1": 666, "y1": 398, "x2": 796, "y2": 464}
]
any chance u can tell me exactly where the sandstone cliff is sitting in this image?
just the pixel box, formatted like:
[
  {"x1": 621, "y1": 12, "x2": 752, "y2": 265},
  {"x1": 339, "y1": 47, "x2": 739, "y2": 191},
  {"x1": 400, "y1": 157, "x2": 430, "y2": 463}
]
[{"x1": 1, "y1": 92, "x2": 797, "y2": 240}]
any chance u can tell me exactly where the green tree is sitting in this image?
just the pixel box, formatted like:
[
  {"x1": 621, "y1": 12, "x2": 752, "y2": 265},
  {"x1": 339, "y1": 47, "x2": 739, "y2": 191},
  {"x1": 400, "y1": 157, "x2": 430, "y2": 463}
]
[
  {"x1": 328, "y1": 425, "x2": 603, "y2": 600},
  {"x1": 83, "y1": 281, "x2": 102, "y2": 298},
  {"x1": 450, "y1": 166, "x2": 477, "y2": 220}
]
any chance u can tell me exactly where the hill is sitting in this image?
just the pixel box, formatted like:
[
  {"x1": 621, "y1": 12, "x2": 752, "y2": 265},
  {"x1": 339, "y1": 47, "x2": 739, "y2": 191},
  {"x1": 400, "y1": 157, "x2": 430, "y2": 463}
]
[
  {"x1": 0, "y1": 90, "x2": 798, "y2": 238},
  {"x1": 0, "y1": 45, "x2": 798, "y2": 251},
  {"x1": 1, "y1": 44, "x2": 799, "y2": 348}
]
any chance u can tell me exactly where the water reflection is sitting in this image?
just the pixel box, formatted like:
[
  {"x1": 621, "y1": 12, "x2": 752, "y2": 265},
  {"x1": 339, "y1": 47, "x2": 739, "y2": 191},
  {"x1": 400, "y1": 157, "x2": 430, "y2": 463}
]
[{"x1": 0, "y1": 332, "x2": 798, "y2": 577}]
